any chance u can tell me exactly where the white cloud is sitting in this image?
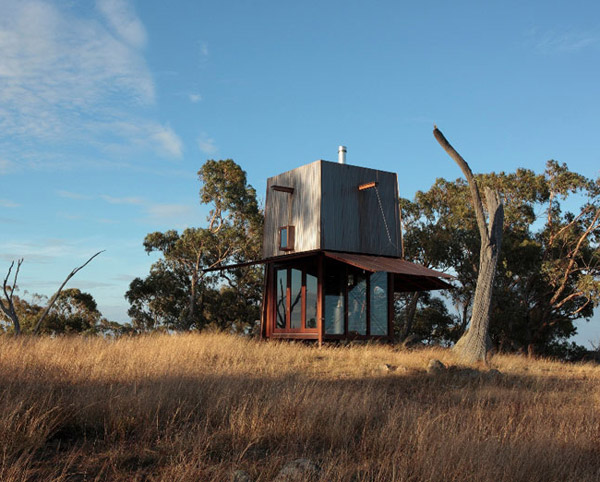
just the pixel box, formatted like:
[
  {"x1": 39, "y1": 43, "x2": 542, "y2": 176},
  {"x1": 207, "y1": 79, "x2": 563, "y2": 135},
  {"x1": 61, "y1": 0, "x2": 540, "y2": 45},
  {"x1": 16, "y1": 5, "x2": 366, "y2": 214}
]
[
  {"x1": 100, "y1": 194, "x2": 144, "y2": 205},
  {"x1": 0, "y1": 199, "x2": 20, "y2": 208},
  {"x1": 150, "y1": 124, "x2": 184, "y2": 158},
  {"x1": 0, "y1": 239, "x2": 93, "y2": 263},
  {"x1": 189, "y1": 93, "x2": 202, "y2": 103},
  {"x1": 0, "y1": 159, "x2": 17, "y2": 174},
  {"x1": 200, "y1": 42, "x2": 209, "y2": 58},
  {"x1": 0, "y1": 0, "x2": 181, "y2": 161},
  {"x1": 145, "y1": 203, "x2": 193, "y2": 220},
  {"x1": 198, "y1": 132, "x2": 218, "y2": 155},
  {"x1": 96, "y1": 0, "x2": 147, "y2": 49},
  {"x1": 528, "y1": 28, "x2": 598, "y2": 53},
  {"x1": 57, "y1": 190, "x2": 93, "y2": 200}
]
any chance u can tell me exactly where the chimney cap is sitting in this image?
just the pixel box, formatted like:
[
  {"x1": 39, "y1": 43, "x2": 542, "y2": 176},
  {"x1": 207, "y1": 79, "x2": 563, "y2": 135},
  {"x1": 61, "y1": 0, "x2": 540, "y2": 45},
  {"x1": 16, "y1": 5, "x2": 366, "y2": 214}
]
[{"x1": 338, "y1": 145, "x2": 347, "y2": 164}]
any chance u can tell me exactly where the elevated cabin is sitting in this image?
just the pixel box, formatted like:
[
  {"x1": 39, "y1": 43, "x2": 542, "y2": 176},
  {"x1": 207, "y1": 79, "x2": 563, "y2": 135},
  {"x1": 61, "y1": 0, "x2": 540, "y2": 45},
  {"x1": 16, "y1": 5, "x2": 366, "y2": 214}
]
[{"x1": 258, "y1": 152, "x2": 451, "y2": 343}]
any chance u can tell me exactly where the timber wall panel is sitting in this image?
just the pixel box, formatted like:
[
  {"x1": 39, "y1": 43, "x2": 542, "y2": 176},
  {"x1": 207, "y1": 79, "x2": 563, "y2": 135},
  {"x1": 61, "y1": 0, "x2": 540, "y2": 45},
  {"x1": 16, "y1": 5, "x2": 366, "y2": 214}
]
[
  {"x1": 262, "y1": 160, "x2": 401, "y2": 258},
  {"x1": 321, "y1": 161, "x2": 400, "y2": 257},
  {"x1": 262, "y1": 161, "x2": 321, "y2": 258}
]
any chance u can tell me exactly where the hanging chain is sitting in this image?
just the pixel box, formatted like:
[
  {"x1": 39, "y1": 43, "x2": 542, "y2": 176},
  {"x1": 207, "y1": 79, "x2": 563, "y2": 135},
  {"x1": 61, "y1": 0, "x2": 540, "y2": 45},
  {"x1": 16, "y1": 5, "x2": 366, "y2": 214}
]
[{"x1": 374, "y1": 185, "x2": 395, "y2": 248}]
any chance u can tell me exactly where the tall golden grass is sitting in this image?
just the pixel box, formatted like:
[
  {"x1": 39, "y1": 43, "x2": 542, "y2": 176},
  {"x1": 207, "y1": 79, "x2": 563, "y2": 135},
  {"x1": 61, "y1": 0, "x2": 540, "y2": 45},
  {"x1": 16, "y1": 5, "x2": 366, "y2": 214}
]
[{"x1": 0, "y1": 332, "x2": 599, "y2": 481}]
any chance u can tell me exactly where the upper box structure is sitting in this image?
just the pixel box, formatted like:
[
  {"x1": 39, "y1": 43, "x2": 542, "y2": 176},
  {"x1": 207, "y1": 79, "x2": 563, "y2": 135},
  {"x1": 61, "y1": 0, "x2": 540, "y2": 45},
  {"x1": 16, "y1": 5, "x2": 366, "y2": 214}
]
[{"x1": 262, "y1": 160, "x2": 402, "y2": 258}]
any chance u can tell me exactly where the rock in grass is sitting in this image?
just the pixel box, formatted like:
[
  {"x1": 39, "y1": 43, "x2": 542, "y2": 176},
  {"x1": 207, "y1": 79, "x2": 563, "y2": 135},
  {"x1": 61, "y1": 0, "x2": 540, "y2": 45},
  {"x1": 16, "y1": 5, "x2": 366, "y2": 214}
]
[
  {"x1": 273, "y1": 458, "x2": 320, "y2": 481},
  {"x1": 231, "y1": 469, "x2": 253, "y2": 482},
  {"x1": 486, "y1": 368, "x2": 502, "y2": 380},
  {"x1": 427, "y1": 359, "x2": 446, "y2": 374},
  {"x1": 380, "y1": 363, "x2": 398, "y2": 372}
]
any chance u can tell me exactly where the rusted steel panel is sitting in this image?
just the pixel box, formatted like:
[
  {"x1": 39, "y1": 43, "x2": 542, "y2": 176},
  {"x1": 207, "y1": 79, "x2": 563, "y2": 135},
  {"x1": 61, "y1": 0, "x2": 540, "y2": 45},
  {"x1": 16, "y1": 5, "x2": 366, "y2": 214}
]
[
  {"x1": 322, "y1": 251, "x2": 452, "y2": 278},
  {"x1": 322, "y1": 251, "x2": 453, "y2": 291}
]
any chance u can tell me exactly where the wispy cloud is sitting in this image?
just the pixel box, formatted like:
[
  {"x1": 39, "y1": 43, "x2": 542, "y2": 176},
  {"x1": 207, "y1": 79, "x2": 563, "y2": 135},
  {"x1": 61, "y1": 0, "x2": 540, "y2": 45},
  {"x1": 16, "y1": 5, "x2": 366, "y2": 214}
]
[
  {"x1": 55, "y1": 190, "x2": 196, "y2": 226},
  {"x1": 145, "y1": 204, "x2": 194, "y2": 220},
  {"x1": 150, "y1": 124, "x2": 183, "y2": 158},
  {"x1": 57, "y1": 190, "x2": 93, "y2": 200},
  {"x1": 0, "y1": 0, "x2": 182, "y2": 162},
  {"x1": 189, "y1": 93, "x2": 202, "y2": 103},
  {"x1": 100, "y1": 195, "x2": 144, "y2": 205},
  {"x1": 0, "y1": 239, "x2": 96, "y2": 263},
  {"x1": 0, "y1": 199, "x2": 20, "y2": 208},
  {"x1": 527, "y1": 27, "x2": 598, "y2": 54},
  {"x1": 96, "y1": 0, "x2": 147, "y2": 49},
  {"x1": 0, "y1": 159, "x2": 17, "y2": 175},
  {"x1": 198, "y1": 132, "x2": 218, "y2": 155},
  {"x1": 200, "y1": 42, "x2": 209, "y2": 58}
]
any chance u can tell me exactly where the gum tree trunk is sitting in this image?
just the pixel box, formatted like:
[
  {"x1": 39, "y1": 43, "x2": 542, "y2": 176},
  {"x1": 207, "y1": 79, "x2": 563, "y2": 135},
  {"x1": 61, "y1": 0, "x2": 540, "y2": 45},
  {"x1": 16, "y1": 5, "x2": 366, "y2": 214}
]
[{"x1": 433, "y1": 127, "x2": 504, "y2": 363}]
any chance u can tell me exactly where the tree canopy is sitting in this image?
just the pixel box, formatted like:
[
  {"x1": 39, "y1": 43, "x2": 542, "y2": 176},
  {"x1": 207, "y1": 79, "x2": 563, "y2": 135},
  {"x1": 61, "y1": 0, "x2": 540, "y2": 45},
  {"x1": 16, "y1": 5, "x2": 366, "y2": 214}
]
[
  {"x1": 126, "y1": 159, "x2": 263, "y2": 333},
  {"x1": 401, "y1": 160, "x2": 600, "y2": 359}
]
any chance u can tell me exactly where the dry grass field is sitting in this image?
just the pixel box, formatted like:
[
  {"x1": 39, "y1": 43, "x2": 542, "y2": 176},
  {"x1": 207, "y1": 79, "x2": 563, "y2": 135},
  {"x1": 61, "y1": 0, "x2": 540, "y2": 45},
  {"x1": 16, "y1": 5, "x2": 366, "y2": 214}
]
[{"x1": 0, "y1": 332, "x2": 599, "y2": 481}]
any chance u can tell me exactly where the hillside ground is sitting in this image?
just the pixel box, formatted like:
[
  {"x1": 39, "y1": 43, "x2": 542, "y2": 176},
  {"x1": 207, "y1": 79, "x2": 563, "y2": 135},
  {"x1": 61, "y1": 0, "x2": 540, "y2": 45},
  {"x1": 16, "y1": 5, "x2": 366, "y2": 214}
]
[{"x1": 1, "y1": 333, "x2": 599, "y2": 481}]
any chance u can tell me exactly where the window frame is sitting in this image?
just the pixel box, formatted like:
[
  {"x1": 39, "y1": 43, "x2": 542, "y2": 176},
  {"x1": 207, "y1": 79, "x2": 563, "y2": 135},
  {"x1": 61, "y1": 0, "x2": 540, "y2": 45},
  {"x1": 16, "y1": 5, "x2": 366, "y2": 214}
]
[{"x1": 278, "y1": 225, "x2": 295, "y2": 251}]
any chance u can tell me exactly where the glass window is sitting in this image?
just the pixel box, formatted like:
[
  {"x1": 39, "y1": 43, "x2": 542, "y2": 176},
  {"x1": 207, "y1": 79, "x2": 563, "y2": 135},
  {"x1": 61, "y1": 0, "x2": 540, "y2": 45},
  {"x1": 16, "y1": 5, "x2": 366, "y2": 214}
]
[
  {"x1": 305, "y1": 273, "x2": 318, "y2": 329},
  {"x1": 370, "y1": 272, "x2": 388, "y2": 335},
  {"x1": 276, "y1": 269, "x2": 287, "y2": 329},
  {"x1": 279, "y1": 226, "x2": 294, "y2": 251},
  {"x1": 290, "y1": 269, "x2": 302, "y2": 329},
  {"x1": 324, "y1": 270, "x2": 345, "y2": 334},
  {"x1": 348, "y1": 271, "x2": 367, "y2": 335}
]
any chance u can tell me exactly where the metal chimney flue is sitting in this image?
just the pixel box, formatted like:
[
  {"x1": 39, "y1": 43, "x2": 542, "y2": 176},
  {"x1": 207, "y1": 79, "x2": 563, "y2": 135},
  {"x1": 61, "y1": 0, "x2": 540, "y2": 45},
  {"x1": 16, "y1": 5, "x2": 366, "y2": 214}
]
[{"x1": 338, "y1": 145, "x2": 347, "y2": 164}]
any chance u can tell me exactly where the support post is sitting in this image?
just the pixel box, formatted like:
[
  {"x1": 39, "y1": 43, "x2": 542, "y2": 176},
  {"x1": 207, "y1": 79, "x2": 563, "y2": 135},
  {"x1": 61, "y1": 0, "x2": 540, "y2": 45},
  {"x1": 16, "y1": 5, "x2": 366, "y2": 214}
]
[{"x1": 317, "y1": 253, "x2": 324, "y2": 347}]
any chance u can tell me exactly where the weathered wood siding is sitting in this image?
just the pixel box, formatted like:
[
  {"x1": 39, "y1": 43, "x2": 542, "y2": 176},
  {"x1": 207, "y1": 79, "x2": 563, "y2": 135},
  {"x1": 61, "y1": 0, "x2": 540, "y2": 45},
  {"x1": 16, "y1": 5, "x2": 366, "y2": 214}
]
[
  {"x1": 262, "y1": 160, "x2": 401, "y2": 258},
  {"x1": 262, "y1": 161, "x2": 322, "y2": 258},
  {"x1": 320, "y1": 161, "x2": 401, "y2": 257}
]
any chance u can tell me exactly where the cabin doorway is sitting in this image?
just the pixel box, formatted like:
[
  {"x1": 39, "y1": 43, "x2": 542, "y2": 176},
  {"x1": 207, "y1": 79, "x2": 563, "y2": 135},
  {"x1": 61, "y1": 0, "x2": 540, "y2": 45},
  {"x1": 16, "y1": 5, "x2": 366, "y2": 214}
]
[{"x1": 273, "y1": 259, "x2": 319, "y2": 335}]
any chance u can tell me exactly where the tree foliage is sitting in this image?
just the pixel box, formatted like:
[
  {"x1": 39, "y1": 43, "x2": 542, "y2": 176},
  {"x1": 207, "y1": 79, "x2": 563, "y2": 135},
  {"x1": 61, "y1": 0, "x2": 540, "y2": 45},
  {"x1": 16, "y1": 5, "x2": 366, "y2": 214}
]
[
  {"x1": 1, "y1": 288, "x2": 115, "y2": 335},
  {"x1": 0, "y1": 252, "x2": 103, "y2": 335},
  {"x1": 126, "y1": 159, "x2": 263, "y2": 332},
  {"x1": 402, "y1": 160, "x2": 600, "y2": 358}
]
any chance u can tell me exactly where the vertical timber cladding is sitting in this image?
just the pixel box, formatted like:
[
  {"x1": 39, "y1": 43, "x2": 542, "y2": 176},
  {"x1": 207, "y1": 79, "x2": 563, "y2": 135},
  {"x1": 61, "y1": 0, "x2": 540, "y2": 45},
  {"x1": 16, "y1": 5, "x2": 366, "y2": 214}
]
[
  {"x1": 262, "y1": 161, "x2": 322, "y2": 258},
  {"x1": 320, "y1": 161, "x2": 401, "y2": 257}
]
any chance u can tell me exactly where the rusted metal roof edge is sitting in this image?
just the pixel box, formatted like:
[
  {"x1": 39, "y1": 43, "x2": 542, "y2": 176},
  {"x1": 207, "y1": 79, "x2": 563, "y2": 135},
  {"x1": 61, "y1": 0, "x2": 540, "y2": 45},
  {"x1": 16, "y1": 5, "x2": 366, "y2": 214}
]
[
  {"x1": 321, "y1": 251, "x2": 454, "y2": 279},
  {"x1": 204, "y1": 249, "x2": 454, "y2": 283}
]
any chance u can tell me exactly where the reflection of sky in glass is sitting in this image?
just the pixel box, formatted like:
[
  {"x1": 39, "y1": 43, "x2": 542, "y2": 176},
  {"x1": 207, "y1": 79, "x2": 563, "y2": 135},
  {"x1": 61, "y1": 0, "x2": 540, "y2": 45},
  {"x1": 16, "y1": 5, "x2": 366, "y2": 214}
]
[
  {"x1": 290, "y1": 269, "x2": 302, "y2": 329},
  {"x1": 370, "y1": 272, "x2": 387, "y2": 335},
  {"x1": 306, "y1": 274, "x2": 317, "y2": 328},
  {"x1": 348, "y1": 273, "x2": 367, "y2": 335},
  {"x1": 325, "y1": 272, "x2": 344, "y2": 334}
]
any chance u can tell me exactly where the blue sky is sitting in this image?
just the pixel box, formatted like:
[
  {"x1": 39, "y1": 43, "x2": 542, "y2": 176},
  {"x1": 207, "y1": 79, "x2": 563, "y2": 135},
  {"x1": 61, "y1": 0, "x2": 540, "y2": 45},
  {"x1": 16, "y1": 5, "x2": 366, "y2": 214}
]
[{"x1": 1, "y1": 0, "x2": 599, "y2": 346}]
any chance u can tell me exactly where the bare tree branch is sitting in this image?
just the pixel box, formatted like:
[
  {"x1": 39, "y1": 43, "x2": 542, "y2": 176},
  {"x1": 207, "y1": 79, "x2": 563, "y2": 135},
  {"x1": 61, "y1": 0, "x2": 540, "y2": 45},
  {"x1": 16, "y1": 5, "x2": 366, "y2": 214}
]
[
  {"x1": 434, "y1": 126, "x2": 504, "y2": 363},
  {"x1": 434, "y1": 126, "x2": 489, "y2": 244},
  {"x1": 33, "y1": 251, "x2": 105, "y2": 334},
  {"x1": 549, "y1": 208, "x2": 600, "y2": 307},
  {"x1": 1, "y1": 259, "x2": 23, "y2": 335}
]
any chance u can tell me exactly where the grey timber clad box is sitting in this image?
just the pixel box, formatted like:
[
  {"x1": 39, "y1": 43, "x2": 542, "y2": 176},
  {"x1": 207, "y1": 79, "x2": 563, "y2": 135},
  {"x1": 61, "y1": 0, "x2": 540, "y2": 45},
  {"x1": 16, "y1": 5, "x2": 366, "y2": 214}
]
[{"x1": 263, "y1": 160, "x2": 401, "y2": 258}]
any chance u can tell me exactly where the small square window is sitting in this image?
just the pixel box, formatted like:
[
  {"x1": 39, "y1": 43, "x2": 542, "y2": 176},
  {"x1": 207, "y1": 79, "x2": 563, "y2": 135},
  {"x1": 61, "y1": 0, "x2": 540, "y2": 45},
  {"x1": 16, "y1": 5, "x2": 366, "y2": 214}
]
[{"x1": 279, "y1": 226, "x2": 295, "y2": 251}]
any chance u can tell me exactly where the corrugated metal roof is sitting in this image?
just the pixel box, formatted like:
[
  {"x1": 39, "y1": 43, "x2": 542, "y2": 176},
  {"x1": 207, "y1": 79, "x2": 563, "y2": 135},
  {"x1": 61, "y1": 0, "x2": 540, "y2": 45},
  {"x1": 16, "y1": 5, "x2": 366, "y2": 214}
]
[
  {"x1": 204, "y1": 250, "x2": 453, "y2": 291},
  {"x1": 322, "y1": 251, "x2": 453, "y2": 278}
]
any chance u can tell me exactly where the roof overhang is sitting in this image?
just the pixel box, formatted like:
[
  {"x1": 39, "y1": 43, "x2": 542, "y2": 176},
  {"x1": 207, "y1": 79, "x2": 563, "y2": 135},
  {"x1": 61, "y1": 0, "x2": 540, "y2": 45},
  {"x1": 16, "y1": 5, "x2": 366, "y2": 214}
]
[{"x1": 204, "y1": 250, "x2": 453, "y2": 292}]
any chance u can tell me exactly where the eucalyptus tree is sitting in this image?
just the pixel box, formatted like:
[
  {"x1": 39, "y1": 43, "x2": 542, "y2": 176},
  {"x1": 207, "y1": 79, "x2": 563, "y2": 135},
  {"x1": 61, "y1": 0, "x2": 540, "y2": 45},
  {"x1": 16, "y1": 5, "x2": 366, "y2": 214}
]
[
  {"x1": 433, "y1": 126, "x2": 504, "y2": 363},
  {"x1": 402, "y1": 146, "x2": 599, "y2": 358},
  {"x1": 127, "y1": 159, "x2": 263, "y2": 331}
]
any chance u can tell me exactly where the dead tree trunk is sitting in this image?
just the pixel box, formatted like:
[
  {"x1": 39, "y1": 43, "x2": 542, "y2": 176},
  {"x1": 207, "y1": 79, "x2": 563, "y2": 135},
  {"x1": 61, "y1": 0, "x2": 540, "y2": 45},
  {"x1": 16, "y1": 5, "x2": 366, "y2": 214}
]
[
  {"x1": 1, "y1": 259, "x2": 23, "y2": 335},
  {"x1": 1, "y1": 252, "x2": 103, "y2": 336},
  {"x1": 434, "y1": 126, "x2": 504, "y2": 363}
]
